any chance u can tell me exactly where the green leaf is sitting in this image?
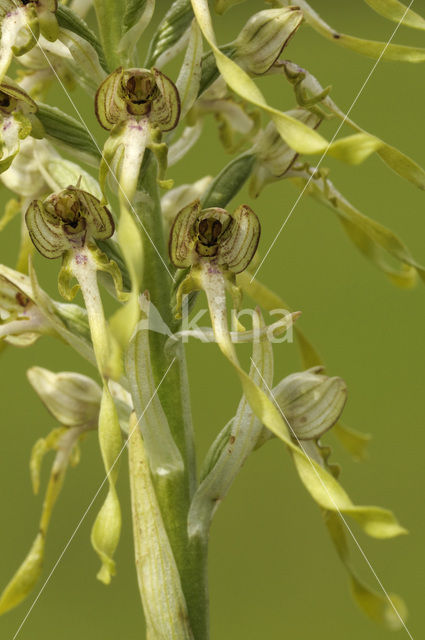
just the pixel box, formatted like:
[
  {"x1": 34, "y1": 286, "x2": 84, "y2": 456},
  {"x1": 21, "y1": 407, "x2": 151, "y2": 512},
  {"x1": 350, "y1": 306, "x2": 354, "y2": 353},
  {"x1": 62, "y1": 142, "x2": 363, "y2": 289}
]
[
  {"x1": 36, "y1": 103, "x2": 101, "y2": 164},
  {"x1": 297, "y1": 0, "x2": 425, "y2": 61},
  {"x1": 364, "y1": 0, "x2": 425, "y2": 31},
  {"x1": 126, "y1": 295, "x2": 184, "y2": 476},
  {"x1": 197, "y1": 45, "x2": 235, "y2": 96},
  {"x1": 201, "y1": 153, "x2": 255, "y2": 209},
  {"x1": 119, "y1": 0, "x2": 155, "y2": 57},
  {"x1": 176, "y1": 19, "x2": 203, "y2": 121},
  {"x1": 123, "y1": 0, "x2": 149, "y2": 32},
  {"x1": 56, "y1": 4, "x2": 109, "y2": 72},
  {"x1": 93, "y1": 0, "x2": 124, "y2": 69},
  {"x1": 145, "y1": 0, "x2": 194, "y2": 67},
  {"x1": 128, "y1": 414, "x2": 194, "y2": 639}
]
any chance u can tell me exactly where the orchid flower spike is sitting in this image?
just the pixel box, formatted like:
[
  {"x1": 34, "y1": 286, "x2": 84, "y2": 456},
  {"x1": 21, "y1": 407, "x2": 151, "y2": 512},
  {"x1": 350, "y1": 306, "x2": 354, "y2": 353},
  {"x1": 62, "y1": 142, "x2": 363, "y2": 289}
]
[{"x1": 95, "y1": 66, "x2": 180, "y2": 199}]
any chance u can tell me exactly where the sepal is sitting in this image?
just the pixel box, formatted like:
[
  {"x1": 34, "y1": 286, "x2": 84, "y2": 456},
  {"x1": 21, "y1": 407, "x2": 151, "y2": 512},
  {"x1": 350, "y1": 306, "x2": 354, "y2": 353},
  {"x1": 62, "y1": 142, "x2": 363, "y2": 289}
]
[
  {"x1": 233, "y1": 8, "x2": 303, "y2": 75},
  {"x1": 26, "y1": 366, "x2": 102, "y2": 427},
  {"x1": 273, "y1": 367, "x2": 347, "y2": 440}
]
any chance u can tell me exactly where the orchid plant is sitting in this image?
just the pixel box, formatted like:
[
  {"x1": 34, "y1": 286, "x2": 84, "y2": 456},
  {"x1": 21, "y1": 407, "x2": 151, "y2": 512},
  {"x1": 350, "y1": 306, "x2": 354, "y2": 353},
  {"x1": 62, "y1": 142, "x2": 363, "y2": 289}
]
[{"x1": 1, "y1": 0, "x2": 424, "y2": 637}]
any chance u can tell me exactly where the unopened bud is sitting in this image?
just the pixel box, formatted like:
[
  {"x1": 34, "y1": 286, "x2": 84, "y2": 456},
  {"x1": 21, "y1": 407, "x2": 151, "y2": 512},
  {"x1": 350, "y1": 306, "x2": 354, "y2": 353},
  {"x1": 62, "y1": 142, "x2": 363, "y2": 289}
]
[
  {"x1": 234, "y1": 8, "x2": 303, "y2": 75},
  {"x1": 27, "y1": 367, "x2": 102, "y2": 427},
  {"x1": 273, "y1": 367, "x2": 347, "y2": 440}
]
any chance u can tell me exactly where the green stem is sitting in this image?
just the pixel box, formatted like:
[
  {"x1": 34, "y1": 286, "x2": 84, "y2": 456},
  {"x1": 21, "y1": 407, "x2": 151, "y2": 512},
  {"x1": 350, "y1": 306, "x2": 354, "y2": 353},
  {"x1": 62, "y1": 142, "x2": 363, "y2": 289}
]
[{"x1": 136, "y1": 156, "x2": 209, "y2": 639}]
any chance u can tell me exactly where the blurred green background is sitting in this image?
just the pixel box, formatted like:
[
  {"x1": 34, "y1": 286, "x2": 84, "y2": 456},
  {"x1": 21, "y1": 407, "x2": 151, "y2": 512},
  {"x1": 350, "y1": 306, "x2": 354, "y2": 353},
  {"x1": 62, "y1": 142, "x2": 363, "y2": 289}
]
[{"x1": 1, "y1": 1, "x2": 425, "y2": 638}]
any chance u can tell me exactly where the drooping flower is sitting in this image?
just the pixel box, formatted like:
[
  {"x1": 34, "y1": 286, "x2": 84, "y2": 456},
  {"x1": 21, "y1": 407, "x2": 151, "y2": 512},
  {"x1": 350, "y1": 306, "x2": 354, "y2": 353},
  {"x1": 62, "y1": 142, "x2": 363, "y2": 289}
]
[
  {"x1": 95, "y1": 66, "x2": 180, "y2": 199},
  {"x1": 169, "y1": 199, "x2": 260, "y2": 276},
  {"x1": 169, "y1": 198, "x2": 261, "y2": 360},
  {"x1": 25, "y1": 186, "x2": 123, "y2": 379}
]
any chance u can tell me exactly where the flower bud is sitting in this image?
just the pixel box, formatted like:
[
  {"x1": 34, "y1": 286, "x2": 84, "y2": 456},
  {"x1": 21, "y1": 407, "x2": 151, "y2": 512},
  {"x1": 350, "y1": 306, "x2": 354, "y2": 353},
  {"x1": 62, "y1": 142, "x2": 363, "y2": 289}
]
[
  {"x1": 27, "y1": 367, "x2": 102, "y2": 427},
  {"x1": 169, "y1": 199, "x2": 260, "y2": 274},
  {"x1": 273, "y1": 366, "x2": 347, "y2": 440},
  {"x1": 25, "y1": 186, "x2": 114, "y2": 258},
  {"x1": 95, "y1": 66, "x2": 180, "y2": 132},
  {"x1": 233, "y1": 8, "x2": 303, "y2": 75},
  {"x1": 250, "y1": 108, "x2": 322, "y2": 197}
]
